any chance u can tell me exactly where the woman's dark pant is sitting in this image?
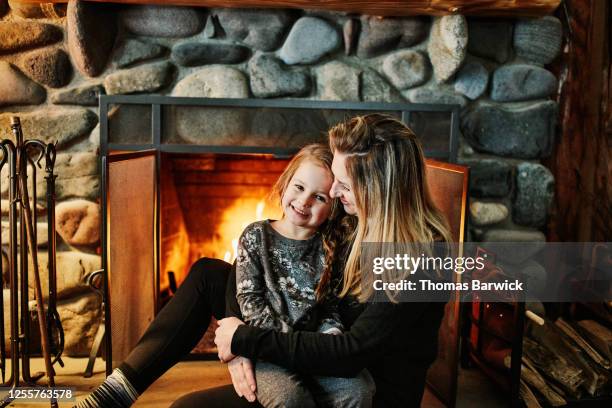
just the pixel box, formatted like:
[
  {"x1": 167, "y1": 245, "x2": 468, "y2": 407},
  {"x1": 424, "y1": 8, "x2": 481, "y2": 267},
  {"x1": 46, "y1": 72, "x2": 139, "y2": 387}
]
[{"x1": 117, "y1": 258, "x2": 260, "y2": 406}]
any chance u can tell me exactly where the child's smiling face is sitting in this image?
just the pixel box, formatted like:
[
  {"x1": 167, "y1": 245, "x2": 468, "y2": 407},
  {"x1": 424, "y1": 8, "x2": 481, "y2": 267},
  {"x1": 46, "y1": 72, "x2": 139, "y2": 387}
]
[{"x1": 281, "y1": 160, "x2": 333, "y2": 230}]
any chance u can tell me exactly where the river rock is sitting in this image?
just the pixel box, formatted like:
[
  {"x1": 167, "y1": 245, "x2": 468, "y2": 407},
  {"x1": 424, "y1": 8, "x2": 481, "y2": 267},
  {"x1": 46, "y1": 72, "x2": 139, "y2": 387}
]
[
  {"x1": 343, "y1": 18, "x2": 358, "y2": 55},
  {"x1": 171, "y1": 42, "x2": 250, "y2": 66},
  {"x1": 7, "y1": 0, "x2": 66, "y2": 18},
  {"x1": 356, "y1": 16, "x2": 428, "y2": 58},
  {"x1": 467, "y1": 20, "x2": 513, "y2": 63},
  {"x1": 0, "y1": 199, "x2": 45, "y2": 215},
  {"x1": 26, "y1": 251, "x2": 101, "y2": 300},
  {"x1": 67, "y1": 0, "x2": 117, "y2": 77},
  {"x1": 55, "y1": 199, "x2": 100, "y2": 246},
  {"x1": 382, "y1": 50, "x2": 430, "y2": 90},
  {"x1": 51, "y1": 84, "x2": 105, "y2": 106},
  {"x1": 0, "y1": 21, "x2": 62, "y2": 54},
  {"x1": 18, "y1": 48, "x2": 72, "y2": 88},
  {"x1": 214, "y1": 9, "x2": 293, "y2": 51},
  {"x1": 462, "y1": 101, "x2": 557, "y2": 159},
  {"x1": 514, "y1": 16, "x2": 562, "y2": 65},
  {"x1": 104, "y1": 62, "x2": 174, "y2": 95},
  {"x1": 403, "y1": 88, "x2": 467, "y2": 107},
  {"x1": 279, "y1": 17, "x2": 341, "y2": 65},
  {"x1": 463, "y1": 159, "x2": 513, "y2": 198},
  {"x1": 3, "y1": 289, "x2": 101, "y2": 357},
  {"x1": 55, "y1": 151, "x2": 97, "y2": 177},
  {"x1": 60, "y1": 292, "x2": 102, "y2": 357},
  {"x1": 469, "y1": 201, "x2": 509, "y2": 226},
  {"x1": 113, "y1": 38, "x2": 166, "y2": 68},
  {"x1": 0, "y1": 108, "x2": 97, "y2": 148},
  {"x1": 428, "y1": 15, "x2": 468, "y2": 83},
  {"x1": 172, "y1": 66, "x2": 249, "y2": 98},
  {"x1": 362, "y1": 69, "x2": 403, "y2": 103},
  {"x1": 121, "y1": 5, "x2": 203, "y2": 38},
  {"x1": 204, "y1": 15, "x2": 216, "y2": 38},
  {"x1": 248, "y1": 53, "x2": 310, "y2": 98},
  {"x1": 0, "y1": 62, "x2": 46, "y2": 107},
  {"x1": 316, "y1": 61, "x2": 360, "y2": 101},
  {"x1": 172, "y1": 67, "x2": 250, "y2": 145},
  {"x1": 491, "y1": 64, "x2": 556, "y2": 102},
  {"x1": 513, "y1": 162, "x2": 554, "y2": 227},
  {"x1": 2, "y1": 221, "x2": 47, "y2": 247},
  {"x1": 483, "y1": 229, "x2": 546, "y2": 242},
  {"x1": 454, "y1": 61, "x2": 489, "y2": 100},
  {"x1": 104, "y1": 105, "x2": 150, "y2": 145},
  {"x1": 45, "y1": 152, "x2": 99, "y2": 201}
]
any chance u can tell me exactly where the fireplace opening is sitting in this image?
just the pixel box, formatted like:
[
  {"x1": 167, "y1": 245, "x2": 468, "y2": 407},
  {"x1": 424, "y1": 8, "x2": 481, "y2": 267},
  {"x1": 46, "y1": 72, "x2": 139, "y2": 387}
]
[
  {"x1": 158, "y1": 152, "x2": 290, "y2": 354},
  {"x1": 102, "y1": 96, "x2": 462, "y2": 396},
  {"x1": 160, "y1": 152, "x2": 289, "y2": 297}
]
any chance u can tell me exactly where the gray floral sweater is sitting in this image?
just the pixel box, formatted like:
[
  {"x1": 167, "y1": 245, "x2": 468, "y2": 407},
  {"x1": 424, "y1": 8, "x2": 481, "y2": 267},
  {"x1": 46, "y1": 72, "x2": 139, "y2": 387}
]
[{"x1": 236, "y1": 220, "x2": 343, "y2": 334}]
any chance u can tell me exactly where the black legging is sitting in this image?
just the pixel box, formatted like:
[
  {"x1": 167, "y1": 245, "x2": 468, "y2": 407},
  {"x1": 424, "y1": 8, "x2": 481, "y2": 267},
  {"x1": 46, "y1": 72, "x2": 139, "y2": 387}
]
[{"x1": 117, "y1": 257, "x2": 262, "y2": 407}]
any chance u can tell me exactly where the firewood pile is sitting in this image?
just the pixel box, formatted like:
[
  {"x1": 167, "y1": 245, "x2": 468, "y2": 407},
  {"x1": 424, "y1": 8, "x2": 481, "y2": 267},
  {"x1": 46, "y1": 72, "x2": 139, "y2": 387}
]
[{"x1": 512, "y1": 314, "x2": 612, "y2": 407}]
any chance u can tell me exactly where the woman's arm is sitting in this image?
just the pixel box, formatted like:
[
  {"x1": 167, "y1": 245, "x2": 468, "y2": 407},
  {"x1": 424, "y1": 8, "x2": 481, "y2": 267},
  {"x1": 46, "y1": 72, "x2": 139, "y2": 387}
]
[{"x1": 219, "y1": 301, "x2": 431, "y2": 377}]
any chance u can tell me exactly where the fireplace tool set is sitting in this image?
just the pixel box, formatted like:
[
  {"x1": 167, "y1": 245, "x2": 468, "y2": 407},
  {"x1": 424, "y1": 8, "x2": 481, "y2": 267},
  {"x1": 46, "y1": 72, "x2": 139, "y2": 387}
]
[{"x1": 0, "y1": 117, "x2": 64, "y2": 407}]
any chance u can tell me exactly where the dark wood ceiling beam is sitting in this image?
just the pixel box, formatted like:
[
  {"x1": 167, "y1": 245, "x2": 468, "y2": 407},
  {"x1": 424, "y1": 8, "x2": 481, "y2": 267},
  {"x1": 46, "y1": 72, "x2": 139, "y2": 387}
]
[{"x1": 13, "y1": 0, "x2": 561, "y2": 17}]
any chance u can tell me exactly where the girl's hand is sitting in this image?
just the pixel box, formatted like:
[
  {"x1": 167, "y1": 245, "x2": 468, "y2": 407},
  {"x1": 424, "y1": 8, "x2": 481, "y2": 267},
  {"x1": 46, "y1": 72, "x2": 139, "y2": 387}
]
[
  {"x1": 228, "y1": 357, "x2": 257, "y2": 402},
  {"x1": 215, "y1": 317, "x2": 244, "y2": 362}
]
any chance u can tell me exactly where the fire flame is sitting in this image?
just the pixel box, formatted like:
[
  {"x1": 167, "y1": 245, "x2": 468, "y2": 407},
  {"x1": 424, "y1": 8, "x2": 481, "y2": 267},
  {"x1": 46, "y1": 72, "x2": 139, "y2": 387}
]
[{"x1": 218, "y1": 198, "x2": 281, "y2": 263}]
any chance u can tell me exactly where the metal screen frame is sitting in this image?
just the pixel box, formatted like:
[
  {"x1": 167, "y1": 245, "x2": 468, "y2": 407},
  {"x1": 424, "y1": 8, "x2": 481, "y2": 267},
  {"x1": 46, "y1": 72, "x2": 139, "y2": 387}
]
[
  {"x1": 99, "y1": 95, "x2": 461, "y2": 376},
  {"x1": 99, "y1": 95, "x2": 460, "y2": 160}
]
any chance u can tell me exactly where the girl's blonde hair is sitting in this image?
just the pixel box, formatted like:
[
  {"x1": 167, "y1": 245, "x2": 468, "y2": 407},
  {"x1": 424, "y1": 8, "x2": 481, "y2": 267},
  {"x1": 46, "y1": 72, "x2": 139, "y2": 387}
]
[{"x1": 329, "y1": 114, "x2": 452, "y2": 302}]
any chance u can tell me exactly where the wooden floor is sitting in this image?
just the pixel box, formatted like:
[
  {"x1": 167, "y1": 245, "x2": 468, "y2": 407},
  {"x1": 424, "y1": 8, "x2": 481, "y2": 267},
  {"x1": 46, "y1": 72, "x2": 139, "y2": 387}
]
[
  {"x1": 2, "y1": 357, "x2": 506, "y2": 407},
  {"x1": 2, "y1": 357, "x2": 231, "y2": 407}
]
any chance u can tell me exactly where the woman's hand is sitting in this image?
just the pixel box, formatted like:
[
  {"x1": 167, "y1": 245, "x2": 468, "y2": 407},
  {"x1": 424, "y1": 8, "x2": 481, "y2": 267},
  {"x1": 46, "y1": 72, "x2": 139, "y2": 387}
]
[
  {"x1": 215, "y1": 317, "x2": 244, "y2": 362},
  {"x1": 228, "y1": 357, "x2": 257, "y2": 402}
]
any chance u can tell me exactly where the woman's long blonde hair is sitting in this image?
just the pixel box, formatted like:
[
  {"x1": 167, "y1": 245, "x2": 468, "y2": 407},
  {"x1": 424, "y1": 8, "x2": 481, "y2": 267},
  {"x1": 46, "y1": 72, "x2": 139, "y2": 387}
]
[{"x1": 329, "y1": 114, "x2": 452, "y2": 302}]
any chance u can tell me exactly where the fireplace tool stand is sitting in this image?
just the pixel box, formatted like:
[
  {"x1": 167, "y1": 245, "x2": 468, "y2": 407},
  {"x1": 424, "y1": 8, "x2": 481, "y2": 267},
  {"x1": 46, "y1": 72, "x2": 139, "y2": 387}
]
[{"x1": 0, "y1": 117, "x2": 64, "y2": 407}]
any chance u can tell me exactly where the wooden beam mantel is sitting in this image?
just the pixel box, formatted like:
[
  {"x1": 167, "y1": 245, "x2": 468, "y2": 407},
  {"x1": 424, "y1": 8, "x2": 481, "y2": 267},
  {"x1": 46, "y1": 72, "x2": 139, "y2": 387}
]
[{"x1": 15, "y1": 0, "x2": 561, "y2": 17}]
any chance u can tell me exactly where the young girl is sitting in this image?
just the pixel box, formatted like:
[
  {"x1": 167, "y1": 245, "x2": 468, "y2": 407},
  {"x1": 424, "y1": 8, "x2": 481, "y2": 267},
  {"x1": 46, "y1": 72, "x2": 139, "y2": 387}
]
[{"x1": 236, "y1": 144, "x2": 374, "y2": 408}]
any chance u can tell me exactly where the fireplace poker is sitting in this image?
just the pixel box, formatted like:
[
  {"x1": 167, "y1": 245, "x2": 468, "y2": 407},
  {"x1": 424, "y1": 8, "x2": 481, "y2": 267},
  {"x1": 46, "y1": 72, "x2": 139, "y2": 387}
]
[
  {"x1": 42, "y1": 146, "x2": 64, "y2": 367},
  {"x1": 0, "y1": 137, "x2": 20, "y2": 396},
  {"x1": 10, "y1": 117, "x2": 58, "y2": 408}
]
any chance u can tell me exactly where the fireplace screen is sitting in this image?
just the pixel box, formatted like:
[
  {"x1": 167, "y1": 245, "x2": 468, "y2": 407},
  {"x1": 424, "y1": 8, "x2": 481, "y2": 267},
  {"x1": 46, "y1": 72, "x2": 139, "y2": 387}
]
[{"x1": 101, "y1": 96, "x2": 463, "y2": 406}]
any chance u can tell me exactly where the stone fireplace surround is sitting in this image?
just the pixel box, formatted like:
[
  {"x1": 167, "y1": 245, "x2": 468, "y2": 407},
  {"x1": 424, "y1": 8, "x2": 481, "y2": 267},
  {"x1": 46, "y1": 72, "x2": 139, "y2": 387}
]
[{"x1": 0, "y1": 0, "x2": 559, "y2": 359}]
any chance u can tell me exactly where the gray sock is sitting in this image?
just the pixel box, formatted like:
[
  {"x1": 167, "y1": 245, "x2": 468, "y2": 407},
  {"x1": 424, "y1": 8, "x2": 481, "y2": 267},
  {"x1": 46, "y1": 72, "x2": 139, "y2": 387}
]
[{"x1": 75, "y1": 368, "x2": 139, "y2": 408}]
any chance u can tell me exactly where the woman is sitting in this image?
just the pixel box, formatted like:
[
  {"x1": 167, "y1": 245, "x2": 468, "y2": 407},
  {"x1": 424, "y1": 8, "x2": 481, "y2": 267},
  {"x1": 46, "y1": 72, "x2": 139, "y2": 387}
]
[
  {"x1": 179, "y1": 114, "x2": 452, "y2": 408},
  {"x1": 76, "y1": 114, "x2": 450, "y2": 408}
]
